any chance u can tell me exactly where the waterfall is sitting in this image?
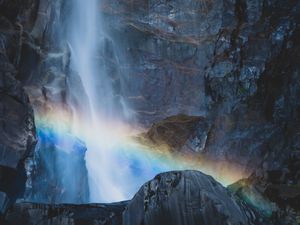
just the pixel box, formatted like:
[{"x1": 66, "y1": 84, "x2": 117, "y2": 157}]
[
  {"x1": 59, "y1": 0, "x2": 245, "y2": 203},
  {"x1": 66, "y1": 0, "x2": 189, "y2": 203},
  {"x1": 23, "y1": 0, "x2": 247, "y2": 205},
  {"x1": 67, "y1": 0, "x2": 122, "y2": 202}
]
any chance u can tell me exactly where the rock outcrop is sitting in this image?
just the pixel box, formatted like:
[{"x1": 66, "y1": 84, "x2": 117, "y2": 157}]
[
  {"x1": 4, "y1": 171, "x2": 259, "y2": 225},
  {"x1": 140, "y1": 115, "x2": 210, "y2": 154},
  {"x1": 123, "y1": 171, "x2": 257, "y2": 225}
]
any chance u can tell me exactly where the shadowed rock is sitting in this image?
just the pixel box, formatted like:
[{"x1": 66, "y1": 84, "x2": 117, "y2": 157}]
[
  {"x1": 4, "y1": 171, "x2": 259, "y2": 225},
  {"x1": 4, "y1": 202, "x2": 127, "y2": 225},
  {"x1": 0, "y1": 8, "x2": 37, "y2": 215},
  {"x1": 123, "y1": 170, "x2": 257, "y2": 225}
]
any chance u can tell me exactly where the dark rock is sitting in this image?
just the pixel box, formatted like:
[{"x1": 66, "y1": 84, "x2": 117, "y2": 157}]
[
  {"x1": 3, "y1": 171, "x2": 261, "y2": 225},
  {"x1": 0, "y1": 67, "x2": 36, "y2": 169},
  {"x1": 0, "y1": 192, "x2": 10, "y2": 215},
  {"x1": 0, "y1": 0, "x2": 92, "y2": 204},
  {"x1": 123, "y1": 170, "x2": 257, "y2": 225},
  {"x1": 4, "y1": 202, "x2": 127, "y2": 225},
  {"x1": 0, "y1": 0, "x2": 300, "y2": 224},
  {"x1": 98, "y1": 0, "x2": 300, "y2": 181},
  {"x1": 0, "y1": 6, "x2": 37, "y2": 214},
  {"x1": 229, "y1": 149, "x2": 300, "y2": 224},
  {"x1": 140, "y1": 115, "x2": 210, "y2": 154}
]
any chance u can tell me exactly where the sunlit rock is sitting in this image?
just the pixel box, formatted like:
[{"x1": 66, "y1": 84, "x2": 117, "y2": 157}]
[{"x1": 140, "y1": 114, "x2": 210, "y2": 154}]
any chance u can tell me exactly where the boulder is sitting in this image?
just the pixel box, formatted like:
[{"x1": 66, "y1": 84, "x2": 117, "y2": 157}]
[{"x1": 123, "y1": 170, "x2": 257, "y2": 225}]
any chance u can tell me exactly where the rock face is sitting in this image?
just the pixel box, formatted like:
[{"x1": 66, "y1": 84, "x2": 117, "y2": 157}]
[
  {"x1": 0, "y1": 0, "x2": 300, "y2": 224},
  {"x1": 229, "y1": 150, "x2": 300, "y2": 224},
  {"x1": 4, "y1": 202, "x2": 127, "y2": 225},
  {"x1": 141, "y1": 115, "x2": 210, "y2": 154},
  {"x1": 0, "y1": 70, "x2": 36, "y2": 169},
  {"x1": 0, "y1": 0, "x2": 91, "y2": 204},
  {"x1": 102, "y1": 0, "x2": 300, "y2": 177},
  {"x1": 123, "y1": 171, "x2": 257, "y2": 225},
  {"x1": 0, "y1": 0, "x2": 90, "y2": 206},
  {"x1": 0, "y1": 0, "x2": 37, "y2": 217},
  {"x1": 4, "y1": 171, "x2": 258, "y2": 225}
]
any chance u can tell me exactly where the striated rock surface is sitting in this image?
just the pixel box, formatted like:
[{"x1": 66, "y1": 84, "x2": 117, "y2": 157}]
[
  {"x1": 0, "y1": 68, "x2": 36, "y2": 169},
  {"x1": 102, "y1": 0, "x2": 300, "y2": 176},
  {"x1": 0, "y1": 0, "x2": 90, "y2": 206},
  {"x1": 0, "y1": 0, "x2": 91, "y2": 204},
  {"x1": 123, "y1": 170, "x2": 257, "y2": 225},
  {"x1": 0, "y1": 0, "x2": 37, "y2": 217},
  {"x1": 0, "y1": 0, "x2": 37, "y2": 171}
]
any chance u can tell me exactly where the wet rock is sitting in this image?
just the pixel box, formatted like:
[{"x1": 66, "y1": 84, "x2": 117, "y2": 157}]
[
  {"x1": 0, "y1": 0, "x2": 92, "y2": 204},
  {"x1": 23, "y1": 128, "x2": 90, "y2": 204},
  {"x1": 101, "y1": 0, "x2": 300, "y2": 127},
  {"x1": 123, "y1": 170, "x2": 257, "y2": 225},
  {"x1": 98, "y1": 0, "x2": 300, "y2": 189}
]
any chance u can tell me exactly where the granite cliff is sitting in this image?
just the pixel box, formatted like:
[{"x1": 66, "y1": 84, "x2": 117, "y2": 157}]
[{"x1": 0, "y1": 0, "x2": 299, "y2": 224}]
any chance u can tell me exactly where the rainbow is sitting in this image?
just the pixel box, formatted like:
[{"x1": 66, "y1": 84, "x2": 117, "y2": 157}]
[{"x1": 34, "y1": 105, "x2": 249, "y2": 201}]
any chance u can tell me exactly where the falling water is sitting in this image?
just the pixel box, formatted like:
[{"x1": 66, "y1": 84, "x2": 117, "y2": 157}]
[
  {"x1": 66, "y1": 0, "x2": 190, "y2": 202},
  {"x1": 67, "y1": 0, "x2": 121, "y2": 202},
  {"x1": 59, "y1": 0, "x2": 247, "y2": 203},
  {"x1": 67, "y1": 0, "x2": 171, "y2": 202}
]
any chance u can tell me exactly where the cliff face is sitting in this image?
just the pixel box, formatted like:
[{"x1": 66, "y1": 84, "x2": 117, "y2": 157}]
[
  {"x1": 0, "y1": 0, "x2": 90, "y2": 206},
  {"x1": 101, "y1": 0, "x2": 299, "y2": 124},
  {"x1": 101, "y1": 0, "x2": 300, "y2": 175},
  {"x1": 103, "y1": 0, "x2": 300, "y2": 222},
  {"x1": 0, "y1": 0, "x2": 37, "y2": 216},
  {"x1": 0, "y1": 0, "x2": 299, "y2": 224}
]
